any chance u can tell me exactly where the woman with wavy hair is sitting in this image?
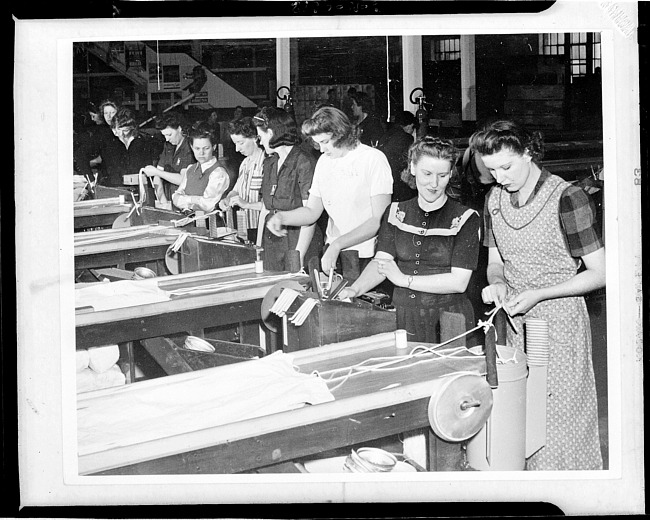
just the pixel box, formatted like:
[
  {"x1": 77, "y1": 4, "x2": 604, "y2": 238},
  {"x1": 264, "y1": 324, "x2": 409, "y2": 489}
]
[
  {"x1": 337, "y1": 136, "x2": 480, "y2": 344},
  {"x1": 218, "y1": 116, "x2": 267, "y2": 244},
  {"x1": 253, "y1": 106, "x2": 322, "y2": 270},
  {"x1": 471, "y1": 119, "x2": 605, "y2": 471},
  {"x1": 266, "y1": 106, "x2": 393, "y2": 281}
]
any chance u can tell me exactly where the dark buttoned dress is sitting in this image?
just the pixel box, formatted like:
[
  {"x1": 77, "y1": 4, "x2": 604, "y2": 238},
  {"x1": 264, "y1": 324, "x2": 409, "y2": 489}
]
[{"x1": 376, "y1": 197, "x2": 480, "y2": 344}]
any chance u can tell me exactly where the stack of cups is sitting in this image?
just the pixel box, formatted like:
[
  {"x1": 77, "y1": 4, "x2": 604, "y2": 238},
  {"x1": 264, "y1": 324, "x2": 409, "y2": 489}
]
[{"x1": 525, "y1": 317, "x2": 550, "y2": 367}]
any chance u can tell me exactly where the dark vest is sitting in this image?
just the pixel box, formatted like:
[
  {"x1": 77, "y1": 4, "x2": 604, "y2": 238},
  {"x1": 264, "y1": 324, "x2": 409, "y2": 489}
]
[{"x1": 184, "y1": 160, "x2": 224, "y2": 196}]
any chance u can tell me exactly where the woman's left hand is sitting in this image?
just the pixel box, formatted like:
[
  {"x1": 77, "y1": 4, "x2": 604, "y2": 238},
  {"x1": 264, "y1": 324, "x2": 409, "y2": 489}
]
[
  {"x1": 504, "y1": 289, "x2": 542, "y2": 316},
  {"x1": 375, "y1": 259, "x2": 402, "y2": 285}
]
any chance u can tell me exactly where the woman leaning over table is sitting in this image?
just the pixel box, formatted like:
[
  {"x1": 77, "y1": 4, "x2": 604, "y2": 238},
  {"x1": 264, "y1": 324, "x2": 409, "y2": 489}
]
[
  {"x1": 253, "y1": 107, "x2": 322, "y2": 271},
  {"x1": 218, "y1": 117, "x2": 267, "y2": 245},
  {"x1": 470, "y1": 119, "x2": 605, "y2": 471},
  {"x1": 337, "y1": 136, "x2": 481, "y2": 345}
]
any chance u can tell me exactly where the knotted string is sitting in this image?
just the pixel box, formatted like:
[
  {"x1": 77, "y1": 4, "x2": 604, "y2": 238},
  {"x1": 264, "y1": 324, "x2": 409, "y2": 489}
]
[{"x1": 310, "y1": 304, "x2": 516, "y2": 393}]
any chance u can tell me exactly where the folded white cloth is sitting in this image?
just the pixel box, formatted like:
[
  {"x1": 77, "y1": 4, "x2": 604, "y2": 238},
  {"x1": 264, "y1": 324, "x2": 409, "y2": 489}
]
[
  {"x1": 77, "y1": 365, "x2": 126, "y2": 394},
  {"x1": 76, "y1": 349, "x2": 90, "y2": 373},
  {"x1": 75, "y1": 279, "x2": 170, "y2": 312},
  {"x1": 78, "y1": 351, "x2": 334, "y2": 455},
  {"x1": 87, "y1": 345, "x2": 120, "y2": 374}
]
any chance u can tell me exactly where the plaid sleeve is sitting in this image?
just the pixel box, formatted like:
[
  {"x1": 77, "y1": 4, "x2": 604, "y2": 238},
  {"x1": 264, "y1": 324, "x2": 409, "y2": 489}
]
[{"x1": 559, "y1": 185, "x2": 603, "y2": 257}]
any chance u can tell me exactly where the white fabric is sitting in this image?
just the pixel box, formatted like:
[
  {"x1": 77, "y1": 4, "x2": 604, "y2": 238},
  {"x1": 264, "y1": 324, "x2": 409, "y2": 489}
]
[
  {"x1": 77, "y1": 365, "x2": 126, "y2": 394},
  {"x1": 75, "y1": 279, "x2": 170, "y2": 312},
  {"x1": 77, "y1": 351, "x2": 334, "y2": 456},
  {"x1": 309, "y1": 144, "x2": 393, "y2": 258},
  {"x1": 402, "y1": 430, "x2": 427, "y2": 468},
  {"x1": 76, "y1": 349, "x2": 90, "y2": 373},
  {"x1": 87, "y1": 345, "x2": 120, "y2": 374}
]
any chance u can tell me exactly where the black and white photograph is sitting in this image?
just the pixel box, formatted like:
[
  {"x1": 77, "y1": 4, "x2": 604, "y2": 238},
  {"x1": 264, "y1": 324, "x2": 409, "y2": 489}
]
[{"x1": 13, "y1": 0, "x2": 644, "y2": 515}]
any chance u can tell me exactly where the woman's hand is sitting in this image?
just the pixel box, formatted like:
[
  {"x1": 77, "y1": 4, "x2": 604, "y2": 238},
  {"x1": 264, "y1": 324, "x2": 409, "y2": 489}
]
[
  {"x1": 266, "y1": 212, "x2": 287, "y2": 237},
  {"x1": 504, "y1": 289, "x2": 542, "y2": 316},
  {"x1": 229, "y1": 195, "x2": 249, "y2": 209},
  {"x1": 375, "y1": 258, "x2": 402, "y2": 285},
  {"x1": 321, "y1": 245, "x2": 340, "y2": 273},
  {"x1": 141, "y1": 165, "x2": 160, "y2": 177},
  {"x1": 482, "y1": 282, "x2": 508, "y2": 307},
  {"x1": 336, "y1": 287, "x2": 357, "y2": 300},
  {"x1": 218, "y1": 199, "x2": 229, "y2": 211}
]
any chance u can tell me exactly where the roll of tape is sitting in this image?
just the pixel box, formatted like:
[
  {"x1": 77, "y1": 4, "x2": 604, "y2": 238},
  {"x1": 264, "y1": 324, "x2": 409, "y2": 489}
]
[{"x1": 427, "y1": 373, "x2": 493, "y2": 442}]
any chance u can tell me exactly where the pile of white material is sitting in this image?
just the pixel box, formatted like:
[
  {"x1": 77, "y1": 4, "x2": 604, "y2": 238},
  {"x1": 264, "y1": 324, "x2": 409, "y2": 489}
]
[
  {"x1": 77, "y1": 351, "x2": 335, "y2": 455},
  {"x1": 76, "y1": 345, "x2": 125, "y2": 393}
]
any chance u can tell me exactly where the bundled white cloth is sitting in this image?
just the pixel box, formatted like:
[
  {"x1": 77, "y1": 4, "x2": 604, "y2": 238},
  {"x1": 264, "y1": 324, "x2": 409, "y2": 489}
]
[
  {"x1": 77, "y1": 366, "x2": 126, "y2": 394},
  {"x1": 78, "y1": 351, "x2": 334, "y2": 455},
  {"x1": 77, "y1": 345, "x2": 124, "y2": 393},
  {"x1": 75, "y1": 279, "x2": 170, "y2": 312}
]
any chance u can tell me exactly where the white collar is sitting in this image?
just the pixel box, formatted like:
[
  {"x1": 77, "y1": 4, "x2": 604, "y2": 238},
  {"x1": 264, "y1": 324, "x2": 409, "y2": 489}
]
[{"x1": 200, "y1": 157, "x2": 217, "y2": 172}]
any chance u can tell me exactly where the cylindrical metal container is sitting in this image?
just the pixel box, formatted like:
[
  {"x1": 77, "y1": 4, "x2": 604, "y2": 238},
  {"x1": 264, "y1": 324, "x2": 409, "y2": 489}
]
[{"x1": 466, "y1": 345, "x2": 528, "y2": 471}]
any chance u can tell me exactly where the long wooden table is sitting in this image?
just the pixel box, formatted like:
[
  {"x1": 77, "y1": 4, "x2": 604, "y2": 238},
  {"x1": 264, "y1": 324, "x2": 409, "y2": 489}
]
[
  {"x1": 74, "y1": 198, "x2": 133, "y2": 232},
  {"x1": 77, "y1": 332, "x2": 487, "y2": 475},
  {"x1": 74, "y1": 226, "x2": 181, "y2": 274},
  {"x1": 75, "y1": 265, "x2": 308, "y2": 350}
]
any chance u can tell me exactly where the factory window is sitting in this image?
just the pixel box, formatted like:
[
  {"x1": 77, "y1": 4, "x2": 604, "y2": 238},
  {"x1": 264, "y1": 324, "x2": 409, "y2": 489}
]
[
  {"x1": 539, "y1": 32, "x2": 601, "y2": 82},
  {"x1": 431, "y1": 37, "x2": 460, "y2": 61},
  {"x1": 540, "y1": 33, "x2": 565, "y2": 56}
]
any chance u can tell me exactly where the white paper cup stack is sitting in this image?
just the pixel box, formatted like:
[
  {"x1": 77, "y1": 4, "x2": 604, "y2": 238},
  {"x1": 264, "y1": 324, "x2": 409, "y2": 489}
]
[{"x1": 525, "y1": 317, "x2": 549, "y2": 367}]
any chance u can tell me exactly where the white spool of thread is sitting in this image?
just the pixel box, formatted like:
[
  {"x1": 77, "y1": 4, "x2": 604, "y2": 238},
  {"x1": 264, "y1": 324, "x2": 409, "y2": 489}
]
[
  {"x1": 394, "y1": 329, "x2": 408, "y2": 349},
  {"x1": 255, "y1": 247, "x2": 264, "y2": 273}
]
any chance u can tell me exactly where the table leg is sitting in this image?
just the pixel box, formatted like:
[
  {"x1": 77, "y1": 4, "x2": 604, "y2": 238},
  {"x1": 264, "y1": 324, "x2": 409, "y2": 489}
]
[
  {"x1": 427, "y1": 428, "x2": 463, "y2": 471},
  {"x1": 118, "y1": 341, "x2": 137, "y2": 384}
]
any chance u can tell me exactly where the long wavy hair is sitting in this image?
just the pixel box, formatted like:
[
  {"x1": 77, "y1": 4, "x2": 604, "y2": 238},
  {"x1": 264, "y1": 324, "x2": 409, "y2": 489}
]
[
  {"x1": 252, "y1": 106, "x2": 298, "y2": 148},
  {"x1": 301, "y1": 106, "x2": 359, "y2": 150}
]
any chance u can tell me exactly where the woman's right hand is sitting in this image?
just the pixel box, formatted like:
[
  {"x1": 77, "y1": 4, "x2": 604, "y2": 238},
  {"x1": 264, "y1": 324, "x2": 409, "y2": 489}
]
[
  {"x1": 481, "y1": 282, "x2": 508, "y2": 307},
  {"x1": 141, "y1": 165, "x2": 159, "y2": 177},
  {"x1": 218, "y1": 199, "x2": 229, "y2": 211},
  {"x1": 336, "y1": 287, "x2": 357, "y2": 301},
  {"x1": 266, "y1": 212, "x2": 287, "y2": 237}
]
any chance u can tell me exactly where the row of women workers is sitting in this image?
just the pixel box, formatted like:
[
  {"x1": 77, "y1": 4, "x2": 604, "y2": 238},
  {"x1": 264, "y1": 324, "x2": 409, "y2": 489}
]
[
  {"x1": 260, "y1": 110, "x2": 605, "y2": 472},
  {"x1": 79, "y1": 101, "x2": 605, "y2": 471}
]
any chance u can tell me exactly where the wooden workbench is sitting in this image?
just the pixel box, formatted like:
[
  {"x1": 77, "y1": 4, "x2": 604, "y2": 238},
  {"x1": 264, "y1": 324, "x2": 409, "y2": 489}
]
[
  {"x1": 75, "y1": 265, "x2": 308, "y2": 350},
  {"x1": 74, "y1": 225, "x2": 183, "y2": 275},
  {"x1": 77, "y1": 332, "x2": 487, "y2": 475},
  {"x1": 73, "y1": 198, "x2": 133, "y2": 232}
]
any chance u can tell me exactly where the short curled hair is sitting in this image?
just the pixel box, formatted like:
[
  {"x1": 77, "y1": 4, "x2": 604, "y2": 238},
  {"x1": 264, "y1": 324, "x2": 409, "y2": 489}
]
[
  {"x1": 156, "y1": 111, "x2": 186, "y2": 131},
  {"x1": 188, "y1": 121, "x2": 216, "y2": 146},
  {"x1": 400, "y1": 136, "x2": 459, "y2": 190},
  {"x1": 227, "y1": 116, "x2": 258, "y2": 139},
  {"x1": 301, "y1": 106, "x2": 359, "y2": 150},
  {"x1": 468, "y1": 119, "x2": 545, "y2": 162},
  {"x1": 111, "y1": 107, "x2": 138, "y2": 132},
  {"x1": 99, "y1": 99, "x2": 119, "y2": 115},
  {"x1": 252, "y1": 106, "x2": 298, "y2": 148},
  {"x1": 350, "y1": 91, "x2": 374, "y2": 115}
]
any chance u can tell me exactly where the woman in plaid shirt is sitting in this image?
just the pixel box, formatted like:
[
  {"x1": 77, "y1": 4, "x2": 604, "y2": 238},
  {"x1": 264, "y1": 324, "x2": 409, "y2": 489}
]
[{"x1": 470, "y1": 120, "x2": 605, "y2": 471}]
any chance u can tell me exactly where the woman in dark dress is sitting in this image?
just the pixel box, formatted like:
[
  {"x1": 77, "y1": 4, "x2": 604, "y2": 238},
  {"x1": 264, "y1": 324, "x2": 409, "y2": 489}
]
[
  {"x1": 350, "y1": 91, "x2": 385, "y2": 148},
  {"x1": 338, "y1": 136, "x2": 481, "y2": 344},
  {"x1": 253, "y1": 107, "x2": 322, "y2": 271}
]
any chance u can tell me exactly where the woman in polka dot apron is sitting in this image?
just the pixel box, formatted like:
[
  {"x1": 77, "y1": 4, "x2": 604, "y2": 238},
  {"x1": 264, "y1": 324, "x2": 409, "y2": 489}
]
[{"x1": 470, "y1": 120, "x2": 605, "y2": 471}]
